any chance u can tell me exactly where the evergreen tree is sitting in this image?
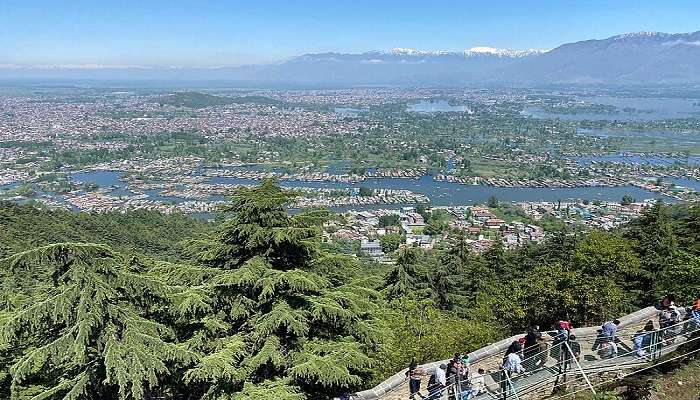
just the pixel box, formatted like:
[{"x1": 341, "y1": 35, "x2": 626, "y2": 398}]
[
  {"x1": 177, "y1": 180, "x2": 381, "y2": 399},
  {"x1": 383, "y1": 247, "x2": 425, "y2": 300},
  {"x1": 627, "y1": 201, "x2": 678, "y2": 299},
  {"x1": 0, "y1": 243, "x2": 196, "y2": 400}
]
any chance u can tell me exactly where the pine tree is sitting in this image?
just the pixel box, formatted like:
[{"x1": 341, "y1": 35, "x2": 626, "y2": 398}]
[
  {"x1": 383, "y1": 247, "x2": 425, "y2": 300},
  {"x1": 175, "y1": 179, "x2": 381, "y2": 399},
  {"x1": 0, "y1": 243, "x2": 196, "y2": 400},
  {"x1": 627, "y1": 201, "x2": 678, "y2": 300}
]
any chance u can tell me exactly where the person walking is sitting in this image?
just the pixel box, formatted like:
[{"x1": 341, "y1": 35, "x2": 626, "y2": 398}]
[{"x1": 406, "y1": 360, "x2": 426, "y2": 400}]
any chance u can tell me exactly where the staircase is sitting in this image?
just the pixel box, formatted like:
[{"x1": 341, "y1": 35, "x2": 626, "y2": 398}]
[{"x1": 354, "y1": 307, "x2": 699, "y2": 400}]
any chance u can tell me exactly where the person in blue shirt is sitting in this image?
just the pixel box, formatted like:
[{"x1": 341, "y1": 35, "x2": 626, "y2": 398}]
[{"x1": 601, "y1": 319, "x2": 620, "y2": 357}]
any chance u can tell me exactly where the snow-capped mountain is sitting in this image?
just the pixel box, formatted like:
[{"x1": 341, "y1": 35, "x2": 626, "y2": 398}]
[
  {"x1": 464, "y1": 47, "x2": 547, "y2": 57},
  {"x1": 2, "y1": 31, "x2": 699, "y2": 84}
]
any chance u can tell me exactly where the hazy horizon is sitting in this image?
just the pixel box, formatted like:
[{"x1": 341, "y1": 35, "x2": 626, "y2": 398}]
[{"x1": 2, "y1": 0, "x2": 700, "y2": 68}]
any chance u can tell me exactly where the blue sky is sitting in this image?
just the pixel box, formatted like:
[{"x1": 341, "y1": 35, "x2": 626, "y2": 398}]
[{"x1": 1, "y1": 0, "x2": 699, "y2": 67}]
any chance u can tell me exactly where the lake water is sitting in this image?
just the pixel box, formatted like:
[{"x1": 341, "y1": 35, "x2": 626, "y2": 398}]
[
  {"x1": 407, "y1": 100, "x2": 471, "y2": 113},
  {"x1": 524, "y1": 97, "x2": 700, "y2": 121},
  {"x1": 577, "y1": 128, "x2": 700, "y2": 145},
  {"x1": 71, "y1": 171, "x2": 672, "y2": 207},
  {"x1": 571, "y1": 154, "x2": 700, "y2": 167},
  {"x1": 670, "y1": 178, "x2": 700, "y2": 192}
]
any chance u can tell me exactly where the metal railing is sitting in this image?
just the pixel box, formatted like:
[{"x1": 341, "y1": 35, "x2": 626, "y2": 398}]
[{"x1": 433, "y1": 315, "x2": 699, "y2": 400}]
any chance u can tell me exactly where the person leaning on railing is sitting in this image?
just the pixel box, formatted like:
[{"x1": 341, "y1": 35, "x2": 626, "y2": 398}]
[
  {"x1": 425, "y1": 364, "x2": 447, "y2": 400},
  {"x1": 458, "y1": 368, "x2": 487, "y2": 400},
  {"x1": 600, "y1": 319, "x2": 621, "y2": 358}
]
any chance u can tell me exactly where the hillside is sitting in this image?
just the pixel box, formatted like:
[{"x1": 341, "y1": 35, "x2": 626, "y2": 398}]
[
  {"x1": 0, "y1": 183, "x2": 698, "y2": 400},
  {"x1": 0, "y1": 201, "x2": 212, "y2": 260}
]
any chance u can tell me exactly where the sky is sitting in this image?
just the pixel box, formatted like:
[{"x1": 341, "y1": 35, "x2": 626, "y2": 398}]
[{"x1": 1, "y1": 0, "x2": 700, "y2": 67}]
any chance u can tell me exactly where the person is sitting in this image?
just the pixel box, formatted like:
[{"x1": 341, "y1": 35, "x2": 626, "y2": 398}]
[
  {"x1": 660, "y1": 294, "x2": 677, "y2": 310},
  {"x1": 554, "y1": 320, "x2": 572, "y2": 343},
  {"x1": 460, "y1": 368, "x2": 486, "y2": 400},
  {"x1": 660, "y1": 304, "x2": 682, "y2": 343},
  {"x1": 505, "y1": 340, "x2": 522, "y2": 357},
  {"x1": 692, "y1": 298, "x2": 700, "y2": 320},
  {"x1": 460, "y1": 354, "x2": 471, "y2": 377},
  {"x1": 562, "y1": 334, "x2": 581, "y2": 371},
  {"x1": 447, "y1": 353, "x2": 464, "y2": 381},
  {"x1": 446, "y1": 353, "x2": 464, "y2": 397},
  {"x1": 405, "y1": 360, "x2": 425, "y2": 400},
  {"x1": 503, "y1": 350, "x2": 525, "y2": 375},
  {"x1": 523, "y1": 326, "x2": 541, "y2": 369},
  {"x1": 600, "y1": 319, "x2": 620, "y2": 358},
  {"x1": 644, "y1": 320, "x2": 655, "y2": 332},
  {"x1": 426, "y1": 364, "x2": 447, "y2": 400},
  {"x1": 633, "y1": 329, "x2": 647, "y2": 358}
]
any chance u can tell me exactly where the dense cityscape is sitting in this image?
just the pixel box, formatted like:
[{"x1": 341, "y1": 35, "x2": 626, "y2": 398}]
[{"x1": 1, "y1": 86, "x2": 698, "y2": 255}]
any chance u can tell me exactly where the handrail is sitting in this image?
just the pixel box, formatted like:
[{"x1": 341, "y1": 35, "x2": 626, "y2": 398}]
[
  {"x1": 352, "y1": 306, "x2": 662, "y2": 400},
  {"x1": 493, "y1": 317, "x2": 700, "y2": 400}
]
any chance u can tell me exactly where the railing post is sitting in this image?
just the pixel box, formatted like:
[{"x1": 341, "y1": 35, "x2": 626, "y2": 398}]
[
  {"x1": 564, "y1": 341, "x2": 596, "y2": 395},
  {"x1": 501, "y1": 370, "x2": 507, "y2": 400},
  {"x1": 503, "y1": 370, "x2": 521, "y2": 400}
]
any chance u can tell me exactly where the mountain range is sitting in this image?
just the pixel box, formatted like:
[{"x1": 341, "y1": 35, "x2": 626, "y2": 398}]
[{"x1": 3, "y1": 31, "x2": 700, "y2": 85}]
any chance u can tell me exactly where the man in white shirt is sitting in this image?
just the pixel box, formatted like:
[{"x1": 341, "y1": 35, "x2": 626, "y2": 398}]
[{"x1": 427, "y1": 364, "x2": 447, "y2": 400}]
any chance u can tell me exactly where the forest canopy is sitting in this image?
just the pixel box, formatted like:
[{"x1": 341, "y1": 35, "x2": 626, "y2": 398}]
[{"x1": 0, "y1": 180, "x2": 698, "y2": 399}]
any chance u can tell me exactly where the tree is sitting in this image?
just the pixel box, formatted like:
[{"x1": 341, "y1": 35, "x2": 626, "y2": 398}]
[
  {"x1": 0, "y1": 243, "x2": 196, "y2": 400},
  {"x1": 358, "y1": 187, "x2": 373, "y2": 197},
  {"x1": 179, "y1": 179, "x2": 382, "y2": 399},
  {"x1": 621, "y1": 194, "x2": 635, "y2": 206},
  {"x1": 383, "y1": 247, "x2": 425, "y2": 300},
  {"x1": 653, "y1": 251, "x2": 700, "y2": 304},
  {"x1": 626, "y1": 201, "x2": 678, "y2": 300},
  {"x1": 423, "y1": 219, "x2": 448, "y2": 236},
  {"x1": 572, "y1": 231, "x2": 644, "y2": 294},
  {"x1": 482, "y1": 239, "x2": 508, "y2": 278},
  {"x1": 378, "y1": 214, "x2": 400, "y2": 228},
  {"x1": 487, "y1": 195, "x2": 499, "y2": 208},
  {"x1": 379, "y1": 233, "x2": 404, "y2": 254}
]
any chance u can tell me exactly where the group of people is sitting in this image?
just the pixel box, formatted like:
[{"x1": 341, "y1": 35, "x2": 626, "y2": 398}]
[
  {"x1": 502, "y1": 320, "x2": 580, "y2": 377},
  {"x1": 632, "y1": 296, "x2": 700, "y2": 358},
  {"x1": 405, "y1": 297, "x2": 700, "y2": 400},
  {"x1": 406, "y1": 354, "x2": 487, "y2": 400}
]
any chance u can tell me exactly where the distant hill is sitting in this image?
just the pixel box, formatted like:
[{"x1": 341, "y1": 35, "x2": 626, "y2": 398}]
[{"x1": 3, "y1": 31, "x2": 700, "y2": 85}]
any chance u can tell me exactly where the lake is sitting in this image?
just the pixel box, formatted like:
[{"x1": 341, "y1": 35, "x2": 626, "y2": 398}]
[
  {"x1": 71, "y1": 171, "x2": 672, "y2": 208},
  {"x1": 524, "y1": 97, "x2": 700, "y2": 121}
]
